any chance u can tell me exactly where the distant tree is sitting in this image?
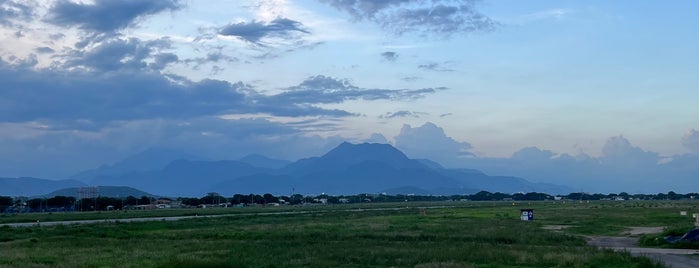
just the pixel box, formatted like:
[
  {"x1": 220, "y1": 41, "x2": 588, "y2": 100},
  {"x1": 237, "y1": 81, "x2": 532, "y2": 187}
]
[
  {"x1": 178, "y1": 197, "x2": 200, "y2": 207},
  {"x1": 124, "y1": 196, "x2": 139, "y2": 206},
  {"x1": 47, "y1": 196, "x2": 75, "y2": 208},
  {"x1": 667, "y1": 191, "x2": 679, "y2": 200},
  {"x1": 252, "y1": 194, "x2": 264, "y2": 204},
  {"x1": 289, "y1": 194, "x2": 304, "y2": 205},
  {"x1": 139, "y1": 196, "x2": 152, "y2": 205},
  {"x1": 566, "y1": 192, "x2": 593, "y2": 201},
  {"x1": 95, "y1": 197, "x2": 121, "y2": 210},
  {"x1": 654, "y1": 193, "x2": 667, "y2": 200},
  {"x1": 262, "y1": 193, "x2": 278, "y2": 204},
  {"x1": 231, "y1": 194, "x2": 247, "y2": 204},
  {"x1": 618, "y1": 192, "x2": 630, "y2": 200},
  {"x1": 0, "y1": 196, "x2": 13, "y2": 211},
  {"x1": 201, "y1": 192, "x2": 224, "y2": 205},
  {"x1": 26, "y1": 198, "x2": 43, "y2": 211}
]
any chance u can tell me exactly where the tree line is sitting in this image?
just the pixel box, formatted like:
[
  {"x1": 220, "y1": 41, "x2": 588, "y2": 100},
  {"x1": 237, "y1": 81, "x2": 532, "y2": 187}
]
[{"x1": 1, "y1": 191, "x2": 696, "y2": 213}]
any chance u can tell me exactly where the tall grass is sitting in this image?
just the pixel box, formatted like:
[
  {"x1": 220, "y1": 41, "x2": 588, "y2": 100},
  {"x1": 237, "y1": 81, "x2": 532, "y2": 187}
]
[{"x1": 0, "y1": 202, "x2": 673, "y2": 267}]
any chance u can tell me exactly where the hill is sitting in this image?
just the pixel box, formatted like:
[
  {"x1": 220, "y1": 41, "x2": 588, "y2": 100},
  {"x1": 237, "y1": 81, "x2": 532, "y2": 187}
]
[
  {"x1": 0, "y1": 177, "x2": 85, "y2": 197},
  {"x1": 38, "y1": 186, "x2": 156, "y2": 199}
]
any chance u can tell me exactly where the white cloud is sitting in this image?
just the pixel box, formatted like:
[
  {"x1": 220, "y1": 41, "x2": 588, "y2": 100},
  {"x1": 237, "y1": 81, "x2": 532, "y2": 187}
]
[
  {"x1": 682, "y1": 129, "x2": 699, "y2": 154},
  {"x1": 394, "y1": 122, "x2": 472, "y2": 166}
]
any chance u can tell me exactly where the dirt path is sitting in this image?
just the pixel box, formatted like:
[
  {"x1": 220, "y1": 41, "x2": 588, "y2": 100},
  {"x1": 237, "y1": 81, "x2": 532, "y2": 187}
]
[{"x1": 587, "y1": 227, "x2": 699, "y2": 268}]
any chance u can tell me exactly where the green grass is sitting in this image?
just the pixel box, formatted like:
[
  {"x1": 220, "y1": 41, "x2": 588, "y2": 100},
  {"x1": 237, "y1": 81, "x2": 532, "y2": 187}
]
[{"x1": 1, "y1": 201, "x2": 692, "y2": 267}]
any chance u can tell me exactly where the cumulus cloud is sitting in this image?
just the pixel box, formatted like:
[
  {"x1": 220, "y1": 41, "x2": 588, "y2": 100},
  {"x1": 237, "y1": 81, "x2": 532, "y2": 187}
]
[
  {"x1": 601, "y1": 135, "x2": 657, "y2": 161},
  {"x1": 46, "y1": 0, "x2": 181, "y2": 33},
  {"x1": 381, "y1": 51, "x2": 398, "y2": 61},
  {"x1": 682, "y1": 129, "x2": 699, "y2": 154},
  {"x1": 0, "y1": 0, "x2": 33, "y2": 26},
  {"x1": 394, "y1": 122, "x2": 473, "y2": 166},
  {"x1": 364, "y1": 133, "x2": 389, "y2": 144},
  {"x1": 219, "y1": 17, "x2": 309, "y2": 45},
  {"x1": 320, "y1": 0, "x2": 497, "y2": 36},
  {"x1": 63, "y1": 37, "x2": 175, "y2": 71},
  {"x1": 511, "y1": 147, "x2": 555, "y2": 161}
]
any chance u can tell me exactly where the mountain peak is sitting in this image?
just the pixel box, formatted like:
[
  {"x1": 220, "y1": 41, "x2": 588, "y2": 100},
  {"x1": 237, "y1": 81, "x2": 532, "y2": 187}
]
[{"x1": 318, "y1": 142, "x2": 416, "y2": 169}]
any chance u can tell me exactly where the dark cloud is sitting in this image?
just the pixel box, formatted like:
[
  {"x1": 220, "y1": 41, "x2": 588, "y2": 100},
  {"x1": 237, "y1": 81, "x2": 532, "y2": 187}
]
[
  {"x1": 320, "y1": 0, "x2": 497, "y2": 36},
  {"x1": 0, "y1": 55, "x2": 447, "y2": 127},
  {"x1": 439, "y1": 113, "x2": 452, "y2": 117},
  {"x1": 379, "y1": 110, "x2": 426, "y2": 119},
  {"x1": 0, "y1": 0, "x2": 33, "y2": 26},
  {"x1": 418, "y1": 62, "x2": 454, "y2": 72},
  {"x1": 682, "y1": 129, "x2": 699, "y2": 154},
  {"x1": 149, "y1": 52, "x2": 179, "y2": 70},
  {"x1": 0, "y1": 65, "x2": 245, "y2": 126},
  {"x1": 63, "y1": 37, "x2": 174, "y2": 71},
  {"x1": 35, "y1": 47, "x2": 55, "y2": 54},
  {"x1": 266, "y1": 75, "x2": 445, "y2": 105},
  {"x1": 381, "y1": 51, "x2": 398, "y2": 61},
  {"x1": 46, "y1": 0, "x2": 180, "y2": 32},
  {"x1": 219, "y1": 17, "x2": 309, "y2": 45}
]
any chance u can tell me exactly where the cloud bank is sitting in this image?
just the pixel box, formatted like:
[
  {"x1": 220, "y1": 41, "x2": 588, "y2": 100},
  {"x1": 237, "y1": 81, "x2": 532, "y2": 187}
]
[
  {"x1": 46, "y1": 0, "x2": 181, "y2": 33},
  {"x1": 320, "y1": 0, "x2": 497, "y2": 35}
]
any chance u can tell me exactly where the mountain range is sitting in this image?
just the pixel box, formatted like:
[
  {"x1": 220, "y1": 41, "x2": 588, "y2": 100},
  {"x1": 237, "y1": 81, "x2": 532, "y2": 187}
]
[{"x1": 1, "y1": 142, "x2": 572, "y2": 197}]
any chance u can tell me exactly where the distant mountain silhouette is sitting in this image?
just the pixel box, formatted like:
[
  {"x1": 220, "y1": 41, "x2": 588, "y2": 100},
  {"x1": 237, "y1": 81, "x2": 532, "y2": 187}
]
[
  {"x1": 0, "y1": 177, "x2": 85, "y2": 196},
  {"x1": 71, "y1": 148, "x2": 203, "y2": 182},
  {"x1": 4, "y1": 143, "x2": 572, "y2": 197},
  {"x1": 238, "y1": 154, "x2": 291, "y2": 169},
  {"x1": 89, "y1": 160, "x2": 271, "y2": 197}
]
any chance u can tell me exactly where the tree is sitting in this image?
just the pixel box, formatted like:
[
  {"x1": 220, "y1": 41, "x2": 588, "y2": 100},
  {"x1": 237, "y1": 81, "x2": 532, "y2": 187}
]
[
  {"x1": 124, "y1": 196, "x2": 139, "y2": 206},
  {"x1": 47, "y1": 196, "x2": 75, "y2": 209},
  {"x1": 179, "y1": 197, "x2": 200, "y2": 207},
  {"x1": 263, "y1": 193, "x2": 278, "y2": 204},
  {"x1": 231, "y1": 194, "x2": 247, "y2": 204},
  {"x1": 0, "y1": 196, "x2": 13, "y2": 211},
  {"x1": 139, "y1": 196, "x2": 152, "y2": 205},
  {"x1": 201, "y1": 192, "x2": 224, "y2": 205}
]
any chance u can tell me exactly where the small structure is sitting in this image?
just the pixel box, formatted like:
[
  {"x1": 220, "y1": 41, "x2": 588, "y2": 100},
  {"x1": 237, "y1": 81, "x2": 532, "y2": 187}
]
[
  {"x1": 681, "y1": 211, "x2": 687, "y2": 216},
  {"x1": 520, "y1": 209, "x2": 534, "y2": 221}
]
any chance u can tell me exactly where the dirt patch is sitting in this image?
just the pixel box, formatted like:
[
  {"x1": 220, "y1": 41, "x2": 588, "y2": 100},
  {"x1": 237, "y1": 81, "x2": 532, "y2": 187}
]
[
  {"x1": 587, "y1": 227, "x2": 699, "y2": 268},
  {"x1": 541, "y1": 225, "x2": 572, "y2": 231},
  {"x1": 623, "y1": 226, "x2": 664, "y2": 236}
]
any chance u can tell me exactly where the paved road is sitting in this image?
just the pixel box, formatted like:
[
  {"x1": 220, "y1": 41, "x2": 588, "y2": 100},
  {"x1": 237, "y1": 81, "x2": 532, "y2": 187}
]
[
  {"x1": 0, "y1": 206, "x2": 451, "y2": 228},
  {"x1": 587, "y1": 235, "x2": 699, "y2": 268}
]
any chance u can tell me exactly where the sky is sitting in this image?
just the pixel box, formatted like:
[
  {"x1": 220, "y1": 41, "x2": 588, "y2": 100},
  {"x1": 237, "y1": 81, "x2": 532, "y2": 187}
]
[{"x1": 1, "y1": 0, "x2": 698, "y2": 193}]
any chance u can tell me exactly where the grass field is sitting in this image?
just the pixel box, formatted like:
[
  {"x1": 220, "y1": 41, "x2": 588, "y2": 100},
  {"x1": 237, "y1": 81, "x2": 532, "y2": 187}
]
[{"x1": 1, "y1": 200, "x2": 696, "y2": 267}]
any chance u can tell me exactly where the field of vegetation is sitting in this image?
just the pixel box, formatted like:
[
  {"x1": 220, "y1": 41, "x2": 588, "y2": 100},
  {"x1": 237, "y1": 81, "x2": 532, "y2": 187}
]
[{"x1": 1, "y1": 200, "x2": 697, "y2": 267}]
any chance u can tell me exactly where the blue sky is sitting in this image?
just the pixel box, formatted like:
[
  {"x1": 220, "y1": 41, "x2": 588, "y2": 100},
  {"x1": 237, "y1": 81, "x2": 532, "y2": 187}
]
[{"x1": 0, "y1": 1, "x2": 697, "y2": 192}]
